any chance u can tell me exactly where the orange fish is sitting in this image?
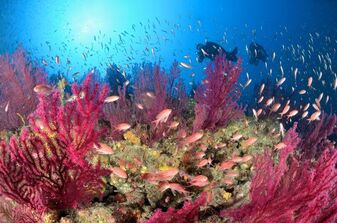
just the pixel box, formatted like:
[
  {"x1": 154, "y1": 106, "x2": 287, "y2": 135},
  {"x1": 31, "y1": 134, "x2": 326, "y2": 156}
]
[
  {"x1": 146, "y1": 92, "x2": 155, "y2": 98},
  {"x1": 276, "y1": 77, "x2": 286, "y2": 87},
  {"x1": 241, "y1": 137, "x2": 257, "y2": 149},
  {"x1": 34, "y1": 84, "x2": 53, "y2": 95},
  {"x1": 196, "y1": 158, "x2": 212, "y2": 168},
  {"x1": 179, "y1": 62, "x2": 192, "y2": 69},
  {"x1": 223, "y1": 177, "x2": 234, "y2": 185},
  {"x1": 302, "y1": 111, "x2": 309, "y2": 119},
  {"x1": 231, "y1": 156, "x2": 244, "y2": 163},
  {"x1": 287, "y1": 110, "x2": 298, "y2": 118},
  {"x1": 104, "y1": 95, "x2": 119, "y2": 103},
  {"x1": 189, "y1": 175, "x2": 209, "y2": 187},
  {"x1": 168, "y1": 121, "x2": 180, "y2": 129},
  {"x1": 298, "y1": 89, "x2": 306, "y2": 95},
  {"x1": 195, "y1": 151, "x2": 206, "y2": 159},
  {"x1": 152, "y1": 108, "x2": 172, "y2": 127},
  {"x1": 274, "y1": 142, "x2": 287, "y2": 150},
  {"x1": 279, "y1": 104, "x2": 290, "y2": 116},
  {"x1": 241, "y1": 155, "x2": 253, "y2": 162},
  {"x1": 308, "y1": 76, "x2": 313, "y2": 87},
  {"x1": 136, "y1": 103, "x2": 144, "y2": 110},
  {"x1": 225, "y1": 170, "x2": 239, "y2": 178},
  {"x1": 159, "y1": 182, "x2": 188, "y2": 194},
  {"x1": 110, "y1": 167, "x2": 127, "y2": 179},
  {"x1": 307, "y1": 110, "x2": 321, "y2": 122},
  {"x1": 142, "y1": 168, "x2": 179, "y2": 182},
  {"x1": 219, "y1": 160, "x2": 235, "y2": 170},
  {"x1": 4, "y1": 101, "x2": 9, "y2": 113},
  {"x1": 231, "y1": 133, "x2": 243, "y2": 141},
  {"x1": 182, "y1": 132, "x2": 203, "y2": 145},
  {"x1": 115, "y1": 123, "x2": 131, "y2": 131},
  {"x1": 271, "y1": 103, "x2": 281, "y2": 113},
  {"x1": 94, "y1": 143, "x2": 113, "y2": 155}
]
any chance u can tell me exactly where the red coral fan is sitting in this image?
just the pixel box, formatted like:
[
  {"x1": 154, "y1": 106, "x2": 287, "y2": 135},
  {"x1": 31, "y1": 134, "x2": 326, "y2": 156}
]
[
  {"x1": 0, "y1": 73, "x2": 109, "y2": 213},
  {"x1": 134, "y1": 63, "x2": 169, "y2": 124},
  {"x1": 0, "y1": 47, "x2": 46, "y2": 130},
  {"x1": 103, "y1": 84, "x2": 133, "y2": 140},
  {"x1": 300, "y1": 113, "x2": 337, "y2": 159},
  {"x1": 132, "y1": 62, "x2": 186, "y2": 145},
  {"x1": 0, "y1": 196, "x2": 41, "y2": 223},
  {"x1": 145, "y1": 193, "x2": 206, "y2": 223},
  {"x1": 193, "y1": 53, "x2": 243, "y2": 131},
  {"x1": 221, "y1": 123, "x2": 337, "y2": 223}
]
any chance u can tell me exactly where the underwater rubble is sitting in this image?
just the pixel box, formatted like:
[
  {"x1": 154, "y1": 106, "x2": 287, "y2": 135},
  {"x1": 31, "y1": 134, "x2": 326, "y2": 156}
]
[{"x1": 0, "y1": 48, "x2": 337, "y2": 223}]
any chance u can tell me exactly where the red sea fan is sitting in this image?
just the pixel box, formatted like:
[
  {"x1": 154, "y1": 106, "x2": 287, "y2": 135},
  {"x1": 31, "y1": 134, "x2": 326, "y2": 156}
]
[
  {"x1": 145, "y1": 192, "x2": 207, "y2": 223},
  {"x1": 103, "y1": 84, "x2": 133, "y2": 140},
  {"x1": 193, "y1": 53, "x2": 243, "y2": 131},
  {"x1": 134, "y1": 63, "x2": 169, "y2": 124},
  {"x1": 0, "y1": 73, "x2": 109, "y2": 212},
  {"x1": 299, "y1": 113, "x2": 337, "y2": 159},
  {"x1": 0, "y1": 47, "x2": 45, "y2": 131},
  {"x1": 221, "y1": 123, "x2": 337, "y2": 223},
  {"x1": 133, "y1": 63, "x2": 175, "y2": 144}
]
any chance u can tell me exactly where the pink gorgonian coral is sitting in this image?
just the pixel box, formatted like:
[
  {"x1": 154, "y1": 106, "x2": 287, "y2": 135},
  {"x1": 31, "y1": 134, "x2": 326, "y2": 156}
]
[
  {"x1": 221, "y1": 123, "x2": 337, "y2": 223},
  {"x1": 193, "y1": 53, "x2": 243, "y2": 131},
  {"x1": 0, "y1": 73, "x2": 109, "y2": 213},
  {"x1": 0, "y1": 47, "x2": 46, "y2": 131}
]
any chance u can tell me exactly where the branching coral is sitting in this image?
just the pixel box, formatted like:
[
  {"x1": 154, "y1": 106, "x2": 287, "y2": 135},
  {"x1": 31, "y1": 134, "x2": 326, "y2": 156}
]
[
  {"x1": 299, "y1": 112, "x2": 337, "y2": 159},
  {"x1": 0, "y1": 73, "x2": 109, "y2": 214},
  {"x1": 103, "y1": 84, "x2": 133, "y2": 140},
  {"x1": 221, "y1": 123, "x2": 337, "y2": 222},
  {"x1": 132, "y1": 62, "x2": 186, "y2": 145},
  {"x1": 145, "y1": 192, "x2": 207, "y2": 223},
  {"x1": 0, "y1": 47, "x2": 46, "y2": 130},
  {"x1": 193, "y1": 53, "x2": 243, "y2": 131}
]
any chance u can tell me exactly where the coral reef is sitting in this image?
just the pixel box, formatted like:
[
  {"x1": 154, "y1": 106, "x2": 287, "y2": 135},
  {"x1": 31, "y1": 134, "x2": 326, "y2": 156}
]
[{"x1": 0, "y1": 49, "x2": 336, "y2": 223}]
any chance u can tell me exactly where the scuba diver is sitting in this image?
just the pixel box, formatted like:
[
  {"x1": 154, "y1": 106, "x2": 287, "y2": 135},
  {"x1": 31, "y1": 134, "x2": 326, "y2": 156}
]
[
  {"x1": 248, "y1": 42, "x2": 268, "y2": 65},
  {"x1": 196, "y1": 41, "x2": 238, "y2": 63},
  {"x1": 105, "y1": 63, "x2": 132, "y2": 97}
]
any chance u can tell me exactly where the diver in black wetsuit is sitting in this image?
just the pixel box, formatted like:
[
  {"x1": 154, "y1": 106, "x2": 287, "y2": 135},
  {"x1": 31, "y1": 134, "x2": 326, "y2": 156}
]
[
  {"x1": 196, "y1": 41, "x2": 238, "y2": 63},
  {"x1": 248, "y1": 42, "x2": 268, "y2": 65}
]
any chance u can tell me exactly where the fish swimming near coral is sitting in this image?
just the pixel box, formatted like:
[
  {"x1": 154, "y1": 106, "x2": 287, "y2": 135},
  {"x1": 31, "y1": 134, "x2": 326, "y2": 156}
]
[
  {"x1": 196, "y1": 41, "x2": 238, "y2": 63},
  {"x1": 248, "y1": 42, "x2": 268, "y2": 65}
]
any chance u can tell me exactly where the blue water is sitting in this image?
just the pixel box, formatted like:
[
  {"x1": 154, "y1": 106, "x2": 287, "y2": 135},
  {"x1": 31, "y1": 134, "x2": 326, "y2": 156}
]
[{"x1": 1, "y1": 0, "x2": 337, "y2": 111}]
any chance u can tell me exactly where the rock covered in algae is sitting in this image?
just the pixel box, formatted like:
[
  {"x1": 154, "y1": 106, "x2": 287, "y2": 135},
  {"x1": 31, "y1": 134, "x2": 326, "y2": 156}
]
[
  {"x1": 76, "y1": 205, "x2": 113, "y2": 223},
  {"x1": 81, "y1": 116, "x2": 284, "y2": 222}
]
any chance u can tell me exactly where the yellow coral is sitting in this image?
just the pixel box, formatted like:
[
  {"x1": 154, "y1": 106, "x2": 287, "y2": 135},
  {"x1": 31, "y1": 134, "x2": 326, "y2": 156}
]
[
  {"x1": 57, "y1": 78, "x2": 67, "y2": 105},
  {"x1": 140, "y1": 165, "x2": 148, "y2": 174},
  {"x1": 223, "y1": 191, "x2": 232, "y2": 201},
  {"x1": 159, "y1": 165, "x2": 175, "y2": 171},
  {"x1": 123, "y1": 131, "x2": 141, "y2": 145},
  {"x1": 149, "y1": 150, "x2": 160, "y2": 158}
]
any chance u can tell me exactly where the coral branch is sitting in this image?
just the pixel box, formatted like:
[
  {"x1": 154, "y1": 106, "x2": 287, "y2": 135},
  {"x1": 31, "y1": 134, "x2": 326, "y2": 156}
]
[
  {"x1": 0, "y1": 73, "x2": 109, "y2": 213},
  {"x1": 221, "y1": 123, "x2": 337, "y2": 223},
  {"x1": 193, "y1": 53, "x2": 243, "y2": 131},
  {"x1": 145, "y1": 192, "x2": 206, "y2": 223},
  {"x1": 0, "y1": 47, "x2": 46, "y2": 130}
]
